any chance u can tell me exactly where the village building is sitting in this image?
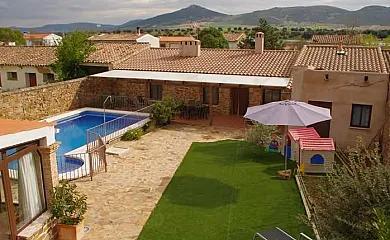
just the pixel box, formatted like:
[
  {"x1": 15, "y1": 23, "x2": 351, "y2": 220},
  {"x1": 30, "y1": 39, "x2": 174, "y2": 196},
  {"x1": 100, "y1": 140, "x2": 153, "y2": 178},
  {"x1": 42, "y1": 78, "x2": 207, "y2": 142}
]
[
  {"x1": 159, "y1": 36, "x2": 196, "y2": 48},
  {"x1": 223, "y1": 32, "x2": 246, "y2": 49},
  {"x1": 311, "y1": 34, "x2": 361, "y2": 45},
  {"x1": 23, "y1": 33, "x2": 62, "y2": 46}
]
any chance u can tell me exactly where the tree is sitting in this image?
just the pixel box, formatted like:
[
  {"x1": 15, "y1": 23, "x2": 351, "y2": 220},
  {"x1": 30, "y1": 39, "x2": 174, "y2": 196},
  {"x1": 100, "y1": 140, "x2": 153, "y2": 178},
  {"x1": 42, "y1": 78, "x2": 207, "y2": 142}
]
[
  {"x1": 0, "y1": 28, "x2": 25, "y2": 45},
  {"x1": 309, "y1": 137, "x2": 390, "y2": 240},
  {"x1": 198, "y1": 27, "x2": 229, "y2": 49},
  {"x1": 51, "y1": 32, "x2": 95, "y2": 81},
  {"x1": 239, "y1": 18, "x2": 282, "y2": 50}
]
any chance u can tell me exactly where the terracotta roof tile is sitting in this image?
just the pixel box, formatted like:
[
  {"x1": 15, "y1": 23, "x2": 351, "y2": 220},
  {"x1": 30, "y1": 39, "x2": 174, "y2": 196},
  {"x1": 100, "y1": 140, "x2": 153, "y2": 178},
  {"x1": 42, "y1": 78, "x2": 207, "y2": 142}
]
[
  {"x1": 159, "y1": 36, "x2": 195, "y2": 42},
  {"x1": 0, "y1": 118, "x2": 55, "y2": 136},
  {"x1": 312, "y1": 35, "x2": 361, "y2": 45},
  {"x1": 383, "y1": 49, "x2": 390, "y2": 72},
  {"x1": 89, "y1": 33, "x2": 144, "y2": 41},
  {"x1": 85, "y1": 43, "x2": 150, "y2": 64},
  {"x1": 114, "y1": 48, "x2": 298, "y2": 77},
  {"x1": 0, "y1": 46, "x2": 57, "y2": 66},
  {"x1": 295, "y1": 45, "x2": 387, "y2": 73},
  {"x1": 224, "y1": 33, "x2": 245, "y2": 42},
  {"x1": 23, "y1": 33, "x2": 52, "y2": 40}
]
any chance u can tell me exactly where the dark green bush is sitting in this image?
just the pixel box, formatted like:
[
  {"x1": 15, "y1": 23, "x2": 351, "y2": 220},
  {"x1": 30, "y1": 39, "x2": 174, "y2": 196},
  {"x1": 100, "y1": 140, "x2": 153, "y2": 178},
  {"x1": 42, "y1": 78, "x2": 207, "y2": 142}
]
[
  {"x1": 151, "y1": 98, "x2": 183, "y2": 126},
  {"x1": 121, "y1": 128, "x2": 144, "y2": 141}
]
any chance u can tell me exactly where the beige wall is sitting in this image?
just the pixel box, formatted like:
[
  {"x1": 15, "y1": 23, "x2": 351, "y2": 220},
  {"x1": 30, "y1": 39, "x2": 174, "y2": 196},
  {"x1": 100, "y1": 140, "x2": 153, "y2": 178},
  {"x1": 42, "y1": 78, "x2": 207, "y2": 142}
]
[
  {"x1": 292, "y1": 67, "x2": 389, "y2": 148},
  {"x1": 299, "y1": 149, "x2": 334, "y2": 173},
  {"x1": 160, "y1": 41, "x2": 181, "y2": 48},
  {"x1": 0, "y1": 66, "x2": 55, "y2": 91},
  {"x1": 0, "y1": 77, "x2": 109, "y2": 120}
]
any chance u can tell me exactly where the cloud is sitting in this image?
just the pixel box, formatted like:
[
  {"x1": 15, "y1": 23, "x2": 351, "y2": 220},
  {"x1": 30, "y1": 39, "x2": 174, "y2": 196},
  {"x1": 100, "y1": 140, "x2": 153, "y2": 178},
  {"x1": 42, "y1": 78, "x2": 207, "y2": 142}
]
[{"x1": 0, "y1": 0, "x2": 388, "y2": 27}]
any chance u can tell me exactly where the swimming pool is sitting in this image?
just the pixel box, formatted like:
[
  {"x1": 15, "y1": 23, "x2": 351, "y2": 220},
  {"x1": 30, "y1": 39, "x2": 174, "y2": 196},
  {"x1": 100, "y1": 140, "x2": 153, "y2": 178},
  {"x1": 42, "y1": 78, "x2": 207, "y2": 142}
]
[{"x1": 49, "y1": 109, "x2": 149, "y2": 174}]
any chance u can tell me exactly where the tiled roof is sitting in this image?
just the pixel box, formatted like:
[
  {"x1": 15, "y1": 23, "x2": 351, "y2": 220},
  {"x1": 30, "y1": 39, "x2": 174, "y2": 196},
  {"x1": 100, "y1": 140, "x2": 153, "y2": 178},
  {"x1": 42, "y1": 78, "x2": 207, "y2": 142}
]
[
  {"x1": 300, "y1": 138, "x2": 335, "y2": 151},
  {"x1": 89, "y1": 33, "x2": 144, "y2": 41},
  {"x1": 114, "y1": 48, "x2": 298, "y2": 77},
  {"x1": 0, "y1": 46, "x2": 56, "y2": 66},
  {"x1": 159, "y1": 36, "x2": 195, "y2": 42},
  {"x1": 85, "y1": 43, "x2": 150, "y2": 64},
  {"x1": 223, "y1": 33, "x2": 245, "y2": 42},
  {"x1": 295, "y1": 45, "x2": 387, "y2": 73},
  {"x1": 23, "y1": 33, "x2": 51, "y2": 40},
  {"x1": 383, "y1": 50, "x2": 390, "y2": 72},
  {"x1": 311, "y1": 34, "x2": 361, "y2": 45},
  {"x1": 289, "y1": 127, "x2": 320, "y2": 141},
  {"x1": 0, "y1": 118, "x2": 55, "y2": 136}
]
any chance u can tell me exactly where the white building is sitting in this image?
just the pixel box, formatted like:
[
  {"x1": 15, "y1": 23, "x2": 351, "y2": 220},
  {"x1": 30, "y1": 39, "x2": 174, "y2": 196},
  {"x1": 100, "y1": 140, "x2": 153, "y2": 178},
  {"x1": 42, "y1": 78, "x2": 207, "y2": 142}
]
[{"x1": 24, "y1": 33, "x2": 62, "y2": 46}]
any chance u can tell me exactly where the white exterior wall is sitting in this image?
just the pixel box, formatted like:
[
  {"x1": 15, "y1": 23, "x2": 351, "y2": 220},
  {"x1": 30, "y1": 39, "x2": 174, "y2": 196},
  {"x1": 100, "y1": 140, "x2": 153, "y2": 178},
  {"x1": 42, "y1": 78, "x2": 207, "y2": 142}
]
[
  {"x1": 228, "y1": 41, "x2": 239, "y2": 49},
  {"x1": 137, "y1": 34, "x2": 160, "y2": 48},
  {"x1": 0, "y1": 66, "x2": 53, "y2": 91},
  {"x1": 43, "y1": 34, "x2": 62, "y2": 46},
  {"x1": 25, "y1": 40, "x2": 33, "y2": 46}
]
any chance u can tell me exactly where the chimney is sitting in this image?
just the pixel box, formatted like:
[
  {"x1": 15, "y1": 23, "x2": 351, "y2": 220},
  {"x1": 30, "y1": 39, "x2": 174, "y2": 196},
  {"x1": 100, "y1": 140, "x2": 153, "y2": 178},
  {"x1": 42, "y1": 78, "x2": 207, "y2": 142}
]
[
  {"x1": 336, "y1": 41, "x2": 346, "y2": 55},
  {"x1": 255, "y1": 32, "x2": 264, "y2": 54},
  {"x1": 179, "y1": 40, "x2": 201, "y2": 57},
  {"x1": 136, "y1": 27, "x2": 141, "y2": 36}
]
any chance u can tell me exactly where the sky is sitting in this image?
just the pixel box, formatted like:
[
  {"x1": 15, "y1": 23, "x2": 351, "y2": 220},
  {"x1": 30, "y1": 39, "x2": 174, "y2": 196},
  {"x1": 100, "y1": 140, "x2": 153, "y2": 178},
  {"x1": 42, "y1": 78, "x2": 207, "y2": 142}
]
[{"x1": 0, "y1": 0, "x2": 389, "y2": 27}]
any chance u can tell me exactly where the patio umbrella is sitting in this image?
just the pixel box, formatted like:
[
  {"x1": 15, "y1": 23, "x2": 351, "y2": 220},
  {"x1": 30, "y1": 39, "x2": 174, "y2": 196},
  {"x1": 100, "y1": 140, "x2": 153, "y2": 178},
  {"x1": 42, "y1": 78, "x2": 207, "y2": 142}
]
[{"x1": 244, "y1": 100, "x2": 332, "y2": 170}]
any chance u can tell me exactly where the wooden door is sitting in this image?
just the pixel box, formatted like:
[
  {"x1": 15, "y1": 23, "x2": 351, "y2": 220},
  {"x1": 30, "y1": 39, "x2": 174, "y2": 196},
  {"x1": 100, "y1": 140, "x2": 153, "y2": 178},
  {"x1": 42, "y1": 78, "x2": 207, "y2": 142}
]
[
  {"x1": 28, "y1": 73, "x2": 37, "y2": 87},
  {"x1": 230, "y1": 88, "x2": 249, "y2": 115},
  {"x1": 308, "y1": 101, "x2": 332, "y2": 138}
]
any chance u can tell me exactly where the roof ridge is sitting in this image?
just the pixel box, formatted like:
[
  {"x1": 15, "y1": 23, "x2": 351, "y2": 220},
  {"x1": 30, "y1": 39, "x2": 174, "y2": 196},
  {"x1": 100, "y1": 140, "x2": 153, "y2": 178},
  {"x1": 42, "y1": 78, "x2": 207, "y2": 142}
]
[{"x1": 377, "y1": 47, "x2": 388, "y2": 73}]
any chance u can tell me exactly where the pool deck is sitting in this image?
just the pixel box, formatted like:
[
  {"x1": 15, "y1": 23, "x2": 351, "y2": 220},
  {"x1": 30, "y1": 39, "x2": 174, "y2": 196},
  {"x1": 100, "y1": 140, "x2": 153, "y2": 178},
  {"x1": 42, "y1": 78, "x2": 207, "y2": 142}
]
[{"x1": 74, "y1": 124, "x2": 246, "y2": 240}]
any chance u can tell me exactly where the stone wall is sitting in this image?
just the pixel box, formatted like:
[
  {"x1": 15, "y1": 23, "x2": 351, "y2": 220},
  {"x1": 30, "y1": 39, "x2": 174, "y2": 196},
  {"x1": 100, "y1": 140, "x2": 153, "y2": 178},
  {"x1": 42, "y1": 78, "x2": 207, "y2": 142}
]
[
  {"x1": 249, "y1": 88, "x2": 262, "y2": 106},
  {"x1": 0, "y1": 77, "x2": 109, "y2": 121},
  {"x1": 17, "y1": 212, "x2": 57, "y2": 240}
]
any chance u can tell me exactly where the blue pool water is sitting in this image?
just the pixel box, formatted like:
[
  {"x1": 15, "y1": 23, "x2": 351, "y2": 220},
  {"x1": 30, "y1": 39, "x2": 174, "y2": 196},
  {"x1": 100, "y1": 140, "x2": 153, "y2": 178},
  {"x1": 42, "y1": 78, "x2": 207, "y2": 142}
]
[{"x1": 55, "y1": 111, "x2": 146, "y2": 173}]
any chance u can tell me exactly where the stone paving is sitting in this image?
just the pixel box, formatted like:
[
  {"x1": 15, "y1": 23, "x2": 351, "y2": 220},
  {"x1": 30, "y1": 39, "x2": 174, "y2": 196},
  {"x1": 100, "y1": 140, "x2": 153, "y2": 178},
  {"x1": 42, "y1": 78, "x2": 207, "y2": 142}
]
[{"x1": 74, "y1": 124, "x2": 245, "y2": 240}]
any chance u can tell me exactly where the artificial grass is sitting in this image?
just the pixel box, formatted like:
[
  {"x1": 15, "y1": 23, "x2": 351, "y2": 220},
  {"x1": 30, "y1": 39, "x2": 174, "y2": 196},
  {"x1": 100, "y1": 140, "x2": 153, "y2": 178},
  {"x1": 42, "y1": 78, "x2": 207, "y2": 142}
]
[{"x1": 138, "y1": 140, "x2": 311, "y2": 240}]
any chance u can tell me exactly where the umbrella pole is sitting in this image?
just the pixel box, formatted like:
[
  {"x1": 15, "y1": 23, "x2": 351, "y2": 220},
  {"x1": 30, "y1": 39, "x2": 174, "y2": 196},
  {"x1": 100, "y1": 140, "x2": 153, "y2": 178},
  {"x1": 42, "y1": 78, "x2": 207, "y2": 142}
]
[{"x1": 285, "y1": 126, "x2": 288, "y2": 171}]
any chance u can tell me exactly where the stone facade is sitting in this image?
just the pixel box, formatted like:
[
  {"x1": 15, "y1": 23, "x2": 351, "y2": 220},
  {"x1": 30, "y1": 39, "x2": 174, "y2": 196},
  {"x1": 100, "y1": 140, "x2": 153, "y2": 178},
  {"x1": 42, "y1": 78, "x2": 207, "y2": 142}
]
[
  {"x1": 17, "y1": 212, "x2": 57, "y2": 240},
  {"x1": 0, "y1": 77, "x2": 109, "y2": 121}
]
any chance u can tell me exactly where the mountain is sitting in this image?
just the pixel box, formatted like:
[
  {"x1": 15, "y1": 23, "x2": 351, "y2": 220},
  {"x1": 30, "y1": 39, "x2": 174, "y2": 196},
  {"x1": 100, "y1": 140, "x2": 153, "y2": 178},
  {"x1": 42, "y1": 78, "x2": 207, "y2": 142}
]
[
  {"x1": 119, "y1": 5, "x2": 229, "y2": 29},
  {"x1": 13, "y1": 22, "x2": 117, "y2": 33},
  {"x1": 11, "y1": 5, "x2": 390, "y2": 33},
  {"x1": 227, "y1": 5, "x2": 390, "y2": 26}
]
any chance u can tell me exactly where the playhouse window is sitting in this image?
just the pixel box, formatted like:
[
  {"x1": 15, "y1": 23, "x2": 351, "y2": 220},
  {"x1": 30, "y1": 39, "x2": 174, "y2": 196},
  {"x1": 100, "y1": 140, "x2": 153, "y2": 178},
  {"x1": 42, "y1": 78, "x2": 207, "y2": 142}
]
[{"x1": 310, "y1": 154, "x2": 325, "y2": 165}]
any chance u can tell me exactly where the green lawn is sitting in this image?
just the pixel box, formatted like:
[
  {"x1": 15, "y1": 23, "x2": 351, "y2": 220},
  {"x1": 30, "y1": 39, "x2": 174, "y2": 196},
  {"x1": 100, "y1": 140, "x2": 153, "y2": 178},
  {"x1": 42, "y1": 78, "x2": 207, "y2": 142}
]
[{"x1": 139, "y1": 140, "x2": 311, "y2": 240}]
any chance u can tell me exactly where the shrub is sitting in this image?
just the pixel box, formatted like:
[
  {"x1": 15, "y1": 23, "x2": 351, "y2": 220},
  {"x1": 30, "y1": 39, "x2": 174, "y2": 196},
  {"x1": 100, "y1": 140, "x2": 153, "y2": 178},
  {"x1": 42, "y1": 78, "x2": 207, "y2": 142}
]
[
  {"x1": 311, "y1": 137, "x2": 390, "y2": 240},
  {"x1": 151, "y1": 98, "x2": 183, "y2": 126},
  {"x1": 51, "y1": 181, "x2": 87, "y2": 225},
  {"x1": 121, "y1": 128, "x2": 143, "y2": 141},
  {"x1": 245, "y1": 122, "x2": 278, "y2": 146}
]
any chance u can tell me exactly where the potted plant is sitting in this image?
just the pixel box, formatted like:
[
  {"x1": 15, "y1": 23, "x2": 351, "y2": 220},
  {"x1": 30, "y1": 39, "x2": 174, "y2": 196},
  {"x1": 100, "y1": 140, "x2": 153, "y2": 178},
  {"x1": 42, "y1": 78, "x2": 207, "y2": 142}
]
[{"x1": 51, "y1": 181, "x2": 88, "y2": 240}]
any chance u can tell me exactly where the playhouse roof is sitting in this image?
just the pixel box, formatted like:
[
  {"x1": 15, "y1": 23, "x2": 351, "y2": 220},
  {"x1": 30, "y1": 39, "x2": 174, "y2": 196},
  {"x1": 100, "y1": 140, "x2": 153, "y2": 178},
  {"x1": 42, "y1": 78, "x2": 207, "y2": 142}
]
[
  {"x1": 288, "y1": 127, "x2": 320, "y2": 141},
  {"x1": 300, "y1": 138, "x2": 335, "y2": 151}
]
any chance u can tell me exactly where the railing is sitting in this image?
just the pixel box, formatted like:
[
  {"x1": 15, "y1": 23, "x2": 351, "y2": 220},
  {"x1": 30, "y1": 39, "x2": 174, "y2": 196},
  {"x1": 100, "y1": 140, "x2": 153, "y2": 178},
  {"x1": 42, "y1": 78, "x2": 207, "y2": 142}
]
[
  {"x1": 57, "y1": 132, "x2": 106, "y2": 181},
  {"x1": 335, "y1": 147, "x2": 353, "y2": 176},
  {"x1": 90, "y1": 95, "x2": 153, "y2": 111}
]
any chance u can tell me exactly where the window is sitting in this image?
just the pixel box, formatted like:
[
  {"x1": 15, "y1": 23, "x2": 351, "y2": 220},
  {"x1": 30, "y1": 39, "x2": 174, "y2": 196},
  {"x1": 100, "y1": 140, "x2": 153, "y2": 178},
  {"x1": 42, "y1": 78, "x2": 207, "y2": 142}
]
[
  {"x1": 203, "y1": 87, "x2": 219, "y2": 105},
  {"x1": 350, "y1": 104, "x2": 372, "y2": 128},
  {"x1": 310, "y1": 154, "x2": 325, "y2": 165},
  {"x1": 364, "y1": 76, "x2": 369, "y2": 81},
  {"x1": 43, "y1": 73, "x2": 55, "y2": 83},
  {"x1": 263, "y1": 89, "x2": 281, "y2": 104},
  {"x1": 7, "y1": 72, "x2": 17, "y2": 81},
  {"x1": 150, "y1": 84, "x2": 163, "y2": 100},
  {"x1": 0, "y1": 145, "x2": 46, "y2": 239}
]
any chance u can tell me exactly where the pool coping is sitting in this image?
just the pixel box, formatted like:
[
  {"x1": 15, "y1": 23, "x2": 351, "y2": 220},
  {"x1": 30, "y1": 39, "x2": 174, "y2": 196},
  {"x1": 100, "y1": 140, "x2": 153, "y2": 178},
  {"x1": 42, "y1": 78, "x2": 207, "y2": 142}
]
[{"x1": 44, "y1": 108, "x2": 151, "y2": 180}]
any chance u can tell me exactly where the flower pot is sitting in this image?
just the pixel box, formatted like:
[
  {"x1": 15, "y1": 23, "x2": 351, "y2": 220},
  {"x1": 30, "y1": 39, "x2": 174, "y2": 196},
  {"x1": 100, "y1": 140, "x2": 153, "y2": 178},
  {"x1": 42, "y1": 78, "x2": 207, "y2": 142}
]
[{"x1": 58, "y1": 220, "x2": 85, "y2": 240}]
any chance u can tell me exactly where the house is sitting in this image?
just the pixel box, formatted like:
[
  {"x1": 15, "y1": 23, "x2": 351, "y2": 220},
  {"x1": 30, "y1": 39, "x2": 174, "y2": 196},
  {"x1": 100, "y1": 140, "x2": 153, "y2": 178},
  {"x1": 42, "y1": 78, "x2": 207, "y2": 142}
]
[
  {"x1": 223, "y1": 33, "x2": 245, "y2": 49},
  {"x1": 24, "y1": 33, "x2": 62, "y2": 46},
  {"x1": 89, "y1": 28, "x2": 160, "y2": 48},
  {"x1": 311, "y1": 34, "x2": 361, "y2": 45},
  {"x1": 91, "y1": 32, "x2": 298, "y2": 118},
  {"x1": 292, "y1": 44, "x2": 389, "y2": 148},
  {"x1": 159, "y1": 36, "x2": 195, "y2": 48},
  {"x1": 0, "y1": 43, "x2": 147, "y2": 91},
  {"x1": 0, "y1": 46, "x2": 57, "y2": 91},
  {"x1": 0, "y1": 118, "x2": 59, "y2": 240}
]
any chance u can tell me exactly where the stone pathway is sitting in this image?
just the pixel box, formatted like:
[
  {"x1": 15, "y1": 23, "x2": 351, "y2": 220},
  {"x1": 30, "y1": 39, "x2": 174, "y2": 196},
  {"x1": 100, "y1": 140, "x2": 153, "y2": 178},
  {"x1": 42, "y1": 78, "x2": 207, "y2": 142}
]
[{"x1": 75, "y1": 124, "x2": 245, "y2": 240}]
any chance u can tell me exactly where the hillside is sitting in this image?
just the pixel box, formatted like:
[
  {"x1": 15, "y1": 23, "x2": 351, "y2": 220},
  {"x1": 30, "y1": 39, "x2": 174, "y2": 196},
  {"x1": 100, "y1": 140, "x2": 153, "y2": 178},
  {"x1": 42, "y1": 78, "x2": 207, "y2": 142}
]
[
  {"x1": 12, "y1": 5, "x2": 390, "y2": 33},
  {"x1": 120, "y1": 5, "x2": 229, "y2": 29}
]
